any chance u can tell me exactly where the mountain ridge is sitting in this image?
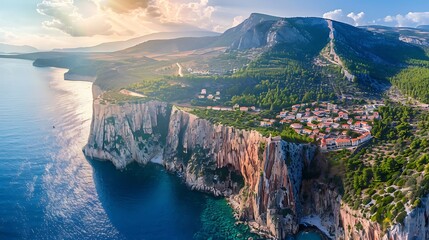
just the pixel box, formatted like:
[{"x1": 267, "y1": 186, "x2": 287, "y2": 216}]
[
  {"x1": 54, "y1": 31, "x2": 220, "y2": 53},
  {"x1": 0, "y1": 43, "x2": 38, "y2": 54}
]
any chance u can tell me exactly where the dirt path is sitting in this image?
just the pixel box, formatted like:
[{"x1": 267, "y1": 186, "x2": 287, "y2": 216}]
[
  {"x1": 324, "y1": 20, "x2": 355, "y2": 82},
  {"x1": 176, "y1": 62, "x2": 183, "y2": 77},
  {"x1": 119, "y1": 89, "x2": 146, "y2": 98}
]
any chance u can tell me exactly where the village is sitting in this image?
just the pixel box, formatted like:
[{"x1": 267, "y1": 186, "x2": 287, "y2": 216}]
[
  {"x1": 272, "y1": 101, "x2": 382, "y2": 151},
  {"x1": 195, "y1": 88, "x2": 382, "y2": 152}
]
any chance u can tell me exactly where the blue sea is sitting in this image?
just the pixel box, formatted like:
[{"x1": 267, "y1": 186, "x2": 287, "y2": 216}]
[{"x1": 0, "y1": 58, "x2": 322, "y2": 240}]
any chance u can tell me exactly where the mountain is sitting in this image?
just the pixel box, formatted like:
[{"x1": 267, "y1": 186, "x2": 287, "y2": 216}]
[
  {"x1": 417, "y1": 25, "x2": 429, "y2": 30},
  {"x1": 363, "y1": 25, "x2": 429, "y2": 46},
  {"x1": 0, "y1": 43, "x2": 38, "y2": 53},
  {"x1": 118, "y1": 36, "x2": 219, "y2": 55},
  {"x1": 55, "y1": 31, "x2": 220, "y2": 53},
  {"x1": 118, "y1": 13, "x2": 283, "y2": 55}
]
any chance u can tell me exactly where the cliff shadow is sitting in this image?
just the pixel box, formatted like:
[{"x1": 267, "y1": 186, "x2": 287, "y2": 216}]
[{"x1": 86, "y1": 158, "x2": 208, "y2": 240}]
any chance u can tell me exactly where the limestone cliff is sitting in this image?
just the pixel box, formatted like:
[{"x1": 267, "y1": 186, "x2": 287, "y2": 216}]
[
  {"x1": 84, "y1": 102, "x2": 317, "y2": 238},
  {"x1": 83, "y1": 100, "x2": 170, "y2": 168},
  {"x1": 163, "y1": 106, "x2": 316, "y2": 238},
  {"x1": 83, "y1": 101, "x2": 429, "y2": 240},
  {"x1": 339, "y1": 197, "x2": 429, "y2": 240}
]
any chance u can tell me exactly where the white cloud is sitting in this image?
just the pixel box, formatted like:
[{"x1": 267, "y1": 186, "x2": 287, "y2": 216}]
[
  {"x1": 347, "y1": 12, "x2": 365, "y2": 26},
  {"x1": 384, "y1": 12, "x2": 429, "y2": 27},
  {"x1": 37, "y1": 0, "x2": 113, "y2": 37},
  {"x1": 35, "y1": 0, "x2": 222, "y2": 38},
  {"x1": 0, "y1": 28, "x2": 18, "y2": 42},
  {"x1": 232, "y1": 15, "x2": 244, "y2": 27},
  {"x1": 323, "y1": 9, "x2": 343, "y2": 21},
  {"x1": 323, "y1": 9, "x2": 367, "y2": 26},
  {"x1": 154, "y1": 0, "x2": 217, "y2": 30}
]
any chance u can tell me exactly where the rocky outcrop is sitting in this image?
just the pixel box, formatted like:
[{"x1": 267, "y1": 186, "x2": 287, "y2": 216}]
[
  {"x1": 340, "y1": 196, "x2": 429, "y2": 240},
  {"x1": 83, "y1": 100, "x2": 170, "y2": 168},
  {"x1": 387, "y1": 196, "x2": 429, "y2": 240}
]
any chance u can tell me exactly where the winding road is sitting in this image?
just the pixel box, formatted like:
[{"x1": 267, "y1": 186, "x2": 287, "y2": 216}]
[{"x1": 176, "y1": 62, "x2": 183, "y2": 77}]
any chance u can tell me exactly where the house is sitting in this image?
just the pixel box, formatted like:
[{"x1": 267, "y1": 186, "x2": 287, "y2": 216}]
[
  {"x1": 296, "y1": 113, "x2": 303, "y2": 119},
  {"x1": 260, "y1": 121, "x2": 272, "y2": 127},
  {"x1": 279, "y1": 111, "x2": 288, "y2": 117},
  {"x1": 336, "y1": 138, "x2": 351, "y2": 147},
  {"x1": 303, "y1": 129, "x2": 313, "y2": 135},
  {"x1": 207, "y1": 94, "x2": 214, "y2": 100},
  {"x1": 301, "y1": 116, "x2": 309, "y2": 122},
  {"x1": 327, "y1": 103, "x2": 338, "y2": 110},
  {"x1": 285, "y1": 115, "x2": 296, "y2": 120},
  {"x1": 290, "y1": 123, "x2": 303, "y2": 129},
  {"x1": 307, "y1": 123, "x2": 318, "y2": 129},
  {"x1": 338, "y1": 111, "x2": 349, "y2": 119},
  {"x1": 320, "y1": 138, "x2": 328, "y2": 152},
  {"x1": 326, "y1": 138, "x2": 336, "y2": 146},
  {"x1": 354, "y1": 121, "x2": 362, "y2": 128},
  {"x1": 280, "y1": 119, "x2": 290, "y2": 124},
  {"x1": 214, "y1": 96, "x2": 221, "y2": 100},
  {"x1": 233, "y1": 104, "x2": 240, "y2": 110},
  {"x1": 198, "y1": 95, "x2": 205, "y2": 99},
  {"x1": 215, "y1": 91, "x2": 220, "y2": 96},
  {"x1": 342, "y1": 124, "x2": 350, "y2": 129},
  {"x1": 201, "y1": 89, "x2": 207, "y2": 95},
  {"x1": 307, "y1": 116, "x2": 317, "y2": 122}
]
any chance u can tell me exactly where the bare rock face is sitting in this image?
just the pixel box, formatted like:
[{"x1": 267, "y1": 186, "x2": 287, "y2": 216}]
[
  {"x1": 83, "y1": 100, "x2": 170, "y2": 168},
  {"x1": 84, "y1": 101, "x2": 429, "y2": 240},
  {"x1": 84, "y1": 103, "x2": 317, "y2": 238},
  {"x1": 163, "y1": 107, "x2": 316, "y2": 238},
  {"x1": 387, "y1": 196, "x2": 429, "y2": 240}
]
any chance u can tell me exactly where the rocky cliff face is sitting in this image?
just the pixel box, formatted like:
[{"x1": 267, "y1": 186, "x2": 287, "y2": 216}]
[
  {"x1": 163, "y1": 107, "x2": 316, "y2": 238},
  {"x1": 339, "y1": 196, "x2": 429, "y2": 240},
  {"x1": 84, "y1": 102, "x2": 317, "y2": 238},
  {"x1": 83, "y1": 100, "x2": 170, "y2": 168},
  {"x1": 83, "y1": 101, "x2": 429, "y2": 239}
]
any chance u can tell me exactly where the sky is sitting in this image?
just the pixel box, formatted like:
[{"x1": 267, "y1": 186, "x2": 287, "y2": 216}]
[{"x1": 1, "y1": 0, "x2": 429, "y2": 50}]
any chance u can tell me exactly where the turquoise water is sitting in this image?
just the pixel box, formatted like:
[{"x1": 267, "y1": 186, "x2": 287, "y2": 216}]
[
  {"x1": 295, "y1": 231, "x2": 323, "y2": 240},
  {"x1": 0, "y1": 58, "x2": 322, "y2": 240}
]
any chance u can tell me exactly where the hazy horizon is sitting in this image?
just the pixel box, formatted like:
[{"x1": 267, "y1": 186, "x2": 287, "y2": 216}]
[{"x1": 1, "y1": 0, "x2": 429, "y2": 50}]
